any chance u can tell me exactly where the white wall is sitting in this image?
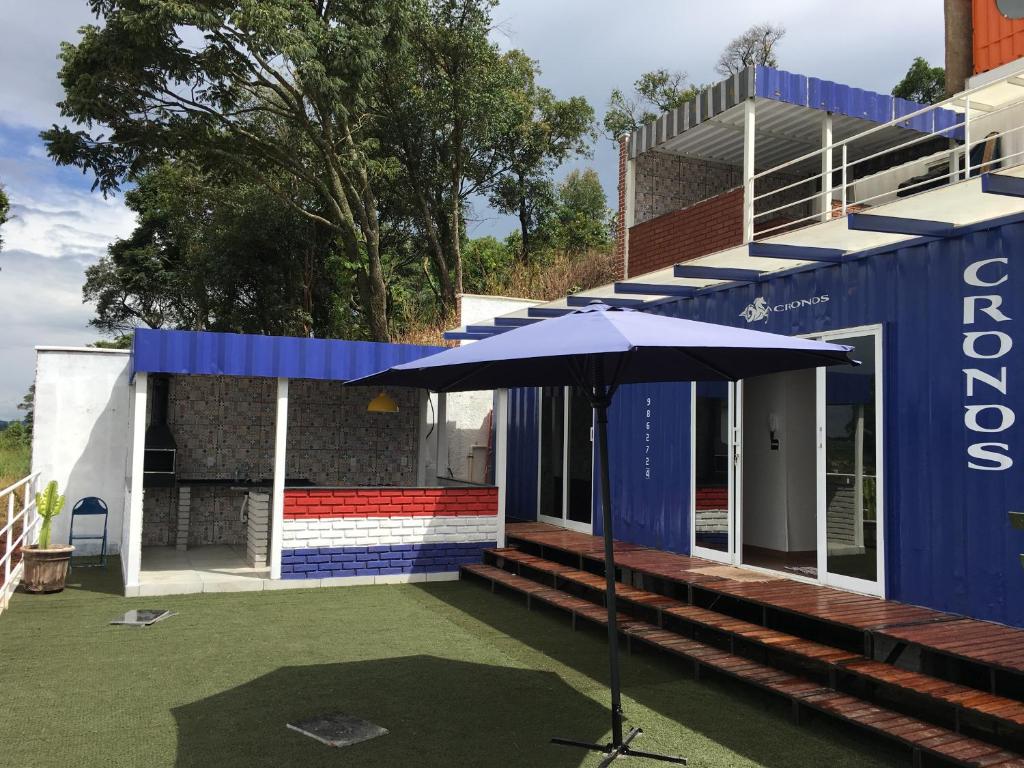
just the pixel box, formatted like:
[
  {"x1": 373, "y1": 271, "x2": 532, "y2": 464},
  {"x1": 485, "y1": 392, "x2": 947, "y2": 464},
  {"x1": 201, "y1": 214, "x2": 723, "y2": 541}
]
[
  {"x1": 32, "y1": 348, "x2": 132, "y2": 555},
  {"x1": 430, "y1": 294, "x2": 540, "y2": 483},
  {"x1": 741, "y1": 369, "x2": 816, "y2": 553}
]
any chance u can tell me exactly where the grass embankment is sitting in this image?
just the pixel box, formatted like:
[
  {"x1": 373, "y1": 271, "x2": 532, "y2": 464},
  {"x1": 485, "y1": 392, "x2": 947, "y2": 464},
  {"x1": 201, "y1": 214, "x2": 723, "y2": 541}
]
[
  {"x1": 0, "y1": 442, "x2": 30, "y2": 525},
  {"x1": 0, "y1": 563, "x2": 904, "y2": 768}
]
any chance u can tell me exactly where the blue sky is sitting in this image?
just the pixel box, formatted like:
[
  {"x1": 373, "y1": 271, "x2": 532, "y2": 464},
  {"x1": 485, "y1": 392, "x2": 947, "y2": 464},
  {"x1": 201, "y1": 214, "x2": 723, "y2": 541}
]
[{"x1": 0, "y1": 0, "x2": 944, "y2": 420}]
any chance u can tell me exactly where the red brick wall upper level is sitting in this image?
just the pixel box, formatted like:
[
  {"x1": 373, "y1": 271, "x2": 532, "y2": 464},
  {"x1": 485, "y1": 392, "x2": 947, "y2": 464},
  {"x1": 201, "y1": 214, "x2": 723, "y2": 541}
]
[{"x1": 627, "y1": 188, "x2": 744, "y2": 277}]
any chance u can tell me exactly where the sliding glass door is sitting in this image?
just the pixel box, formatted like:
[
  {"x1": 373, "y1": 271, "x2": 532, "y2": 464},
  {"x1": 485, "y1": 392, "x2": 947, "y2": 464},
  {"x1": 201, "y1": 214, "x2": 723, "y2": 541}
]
[
  {"x1": 538, "y1": 386, "x2": 593, "y2": 532},
  {"x1": 816, "y1": 327, "x2": 884, "y2": 596},
  {"x1": 691, "y1": 382, "x2": 737, "y2": 563}
]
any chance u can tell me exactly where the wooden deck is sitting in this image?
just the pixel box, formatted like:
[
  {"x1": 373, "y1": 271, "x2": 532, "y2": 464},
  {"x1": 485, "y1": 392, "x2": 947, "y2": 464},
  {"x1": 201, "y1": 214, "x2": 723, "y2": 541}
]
[
  {"x1": 505, "y1": 522, "x2": 1024, "y2": 676},
  {"x1": 456, "y1": 521, "x2": 1024, "y2": 767}
]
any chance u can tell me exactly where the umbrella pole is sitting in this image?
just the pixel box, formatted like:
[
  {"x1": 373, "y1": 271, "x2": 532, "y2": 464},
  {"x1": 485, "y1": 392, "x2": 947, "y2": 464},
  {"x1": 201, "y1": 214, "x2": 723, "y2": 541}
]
[{"x1": 551, "y1": 391, "x2": 687, "y2": 766}]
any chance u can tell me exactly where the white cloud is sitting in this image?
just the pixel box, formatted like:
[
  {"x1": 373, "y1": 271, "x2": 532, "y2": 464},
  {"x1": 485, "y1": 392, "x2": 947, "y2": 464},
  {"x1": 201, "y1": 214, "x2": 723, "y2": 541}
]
[
  {"x1": 4, "y1": 186, "x2": 135, "y2": 262},
  {"x1": 0, "y1": 250, "x2": 98, "y2": 420}
]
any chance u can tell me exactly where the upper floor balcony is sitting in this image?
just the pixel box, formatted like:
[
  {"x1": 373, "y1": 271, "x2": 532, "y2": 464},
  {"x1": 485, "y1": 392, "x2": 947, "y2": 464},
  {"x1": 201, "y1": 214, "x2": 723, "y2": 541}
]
[{"x1": 620, "y1": 65, "x2": 1019, "y2": 279}]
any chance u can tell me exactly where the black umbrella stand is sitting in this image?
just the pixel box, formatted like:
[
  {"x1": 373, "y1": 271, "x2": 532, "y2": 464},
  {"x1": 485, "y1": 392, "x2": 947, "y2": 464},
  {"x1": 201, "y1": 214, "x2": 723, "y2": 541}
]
[{"x1": 550, "y1": 383, "x2": 687, "y2": 767}]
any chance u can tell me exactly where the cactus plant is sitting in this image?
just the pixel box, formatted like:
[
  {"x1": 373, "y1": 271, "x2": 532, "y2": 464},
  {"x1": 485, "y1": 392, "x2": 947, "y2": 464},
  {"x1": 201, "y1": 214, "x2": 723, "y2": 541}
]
[{"x1": 35, "y1": 480, "x2": 65, "y2": 549}]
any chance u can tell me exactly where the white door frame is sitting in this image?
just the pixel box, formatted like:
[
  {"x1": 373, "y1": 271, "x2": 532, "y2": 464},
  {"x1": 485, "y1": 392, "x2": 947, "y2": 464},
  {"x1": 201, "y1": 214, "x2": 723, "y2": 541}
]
[
  {"x1": 690, "y1": 382, "x2": 739, "y2": 564},
  {"x1": 537, "y1": 386, "x2": 594, "y2": 534},
  {"x1": 815, "y1": 324, "x2": 885, "y2": 597},
  {"x1": 697, "y1": 325, "x2": 885, "y2": 596}
]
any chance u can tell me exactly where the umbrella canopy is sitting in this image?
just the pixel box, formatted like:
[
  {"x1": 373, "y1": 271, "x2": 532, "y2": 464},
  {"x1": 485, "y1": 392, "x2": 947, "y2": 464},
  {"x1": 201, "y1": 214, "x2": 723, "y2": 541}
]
[{"x1": 348, "y1": 303, "x2": 856, "y2": 392}]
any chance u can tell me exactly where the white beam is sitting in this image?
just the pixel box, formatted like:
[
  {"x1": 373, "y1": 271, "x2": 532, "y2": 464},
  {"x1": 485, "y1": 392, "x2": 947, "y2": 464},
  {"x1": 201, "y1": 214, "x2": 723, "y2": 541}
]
[
  {"x1": 124, "y1": 372, "x2": 147, "y2": 591},
  {"x1": 436, "y1": 391, "x2": 449, "y2": 479},
  {"x1": 494, "y1": 388, "x2": 509, "y2": 548},
  {"x1": 269, "y1": 377, "x2": 288, "y2": 580},
  {"x1": 742, "y1": 98, "x2": 756, "y2": 243},
  {"x1": 821, "y1": 111, "x2": 833, "y2": 223}
]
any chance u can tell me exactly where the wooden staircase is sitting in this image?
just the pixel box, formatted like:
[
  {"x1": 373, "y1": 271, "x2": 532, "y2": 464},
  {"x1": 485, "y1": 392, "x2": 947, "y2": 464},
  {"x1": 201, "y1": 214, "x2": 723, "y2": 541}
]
[{"x1": 460, "y1": 542, "x2": 1024, "y2": 767}]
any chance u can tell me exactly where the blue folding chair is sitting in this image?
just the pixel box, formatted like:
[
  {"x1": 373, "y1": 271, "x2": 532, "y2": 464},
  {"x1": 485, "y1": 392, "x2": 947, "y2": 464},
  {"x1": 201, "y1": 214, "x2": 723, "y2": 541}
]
[{"x1": 68, "y1": 497, "x2": 109, "y2": 568}]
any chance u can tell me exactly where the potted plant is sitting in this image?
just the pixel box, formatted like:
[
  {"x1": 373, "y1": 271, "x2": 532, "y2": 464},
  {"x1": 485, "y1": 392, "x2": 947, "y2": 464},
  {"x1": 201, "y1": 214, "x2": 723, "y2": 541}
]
[{"x1": 21, "y1": 481, "x2": 74, "y2": 593}]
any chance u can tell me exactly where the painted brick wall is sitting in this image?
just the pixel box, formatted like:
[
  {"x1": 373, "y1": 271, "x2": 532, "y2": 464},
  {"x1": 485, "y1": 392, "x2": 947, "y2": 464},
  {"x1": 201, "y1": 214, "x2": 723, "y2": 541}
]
[
  {"x1": 282, "y1": 542, "x2": 495, "y2": 579},
  {"x1": 627, "y1": 188, "x2": 744, "y2": 277},
  {"x1": 283, "y1": 487, "x2": 498, "y2": 518},
  {"x1": 279, "y1": 486, "x2": 499, "y2": 581}
]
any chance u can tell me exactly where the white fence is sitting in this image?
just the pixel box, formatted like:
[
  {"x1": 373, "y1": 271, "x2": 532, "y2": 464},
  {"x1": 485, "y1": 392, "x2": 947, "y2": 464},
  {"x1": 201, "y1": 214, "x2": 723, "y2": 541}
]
[
  {"x1": 750, "y1": 66, "x2": 1024, "y2": 238},
  {"x1": 0, "y1": 472, "x2": 42, "y2": 614}
]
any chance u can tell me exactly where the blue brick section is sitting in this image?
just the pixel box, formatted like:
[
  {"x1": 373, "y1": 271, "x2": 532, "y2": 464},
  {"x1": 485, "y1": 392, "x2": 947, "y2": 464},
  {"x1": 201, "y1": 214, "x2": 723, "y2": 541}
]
[{"x1": 280, "y1": 541, "x2": 496, "y2": 579}]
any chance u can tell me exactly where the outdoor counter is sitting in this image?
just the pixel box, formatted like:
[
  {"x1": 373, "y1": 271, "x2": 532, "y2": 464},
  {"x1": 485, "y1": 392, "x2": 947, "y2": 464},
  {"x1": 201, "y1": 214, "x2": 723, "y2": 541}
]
[{"x1": 278, "y1": 485, "x2": 499, "y2": 580}]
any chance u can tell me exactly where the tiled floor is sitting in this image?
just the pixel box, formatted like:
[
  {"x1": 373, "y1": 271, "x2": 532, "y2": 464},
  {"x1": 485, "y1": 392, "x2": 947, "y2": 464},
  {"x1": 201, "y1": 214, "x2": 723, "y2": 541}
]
[
  {"x1": 132, "y1": 545, "x2": 459, "y2": 596},
  {"x1": 136, "y1": 545, "x2": 267, "y2": 596}
]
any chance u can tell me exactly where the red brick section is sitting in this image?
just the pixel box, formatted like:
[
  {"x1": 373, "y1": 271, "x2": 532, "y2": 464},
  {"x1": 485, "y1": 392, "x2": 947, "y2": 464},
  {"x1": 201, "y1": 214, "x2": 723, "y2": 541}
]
[
  {"x1": 626, "y1": 187, "x2": 743, "y2": 277},
  {"x1": 283, "y1": 487, "x2": 498, "y2": 519},
  {"x1": 614, "y1": 135, "x2": 628, "y2": 280}
]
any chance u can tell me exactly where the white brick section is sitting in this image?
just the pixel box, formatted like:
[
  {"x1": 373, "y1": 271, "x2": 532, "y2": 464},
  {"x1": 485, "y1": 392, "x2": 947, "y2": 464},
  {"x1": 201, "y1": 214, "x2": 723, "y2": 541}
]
[{"x1": 281, "y1": 515, "x2": 498, "y2": 550}]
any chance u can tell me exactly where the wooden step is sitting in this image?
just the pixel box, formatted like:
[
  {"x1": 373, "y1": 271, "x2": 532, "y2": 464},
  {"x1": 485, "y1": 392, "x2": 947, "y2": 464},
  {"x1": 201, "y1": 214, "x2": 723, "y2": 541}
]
[
  {"x1": 486, "y1": 547, "x2": 1024, "y2": 736},
  {"x1": 461, "y1": 562, "x2": 1024, "y2": 767},
  {"x1": 489, "y1": 547, "x2": 861, "y2": 666},
  {"x1": 843, "y1": 660, "x2": 1024, "y2": 728}
]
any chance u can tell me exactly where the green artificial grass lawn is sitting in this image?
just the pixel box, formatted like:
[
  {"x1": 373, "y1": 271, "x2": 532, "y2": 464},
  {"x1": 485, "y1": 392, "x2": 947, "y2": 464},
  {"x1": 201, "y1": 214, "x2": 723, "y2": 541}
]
[{"x1": 0, "y1": 562, "x2": 904, "y2": 767}]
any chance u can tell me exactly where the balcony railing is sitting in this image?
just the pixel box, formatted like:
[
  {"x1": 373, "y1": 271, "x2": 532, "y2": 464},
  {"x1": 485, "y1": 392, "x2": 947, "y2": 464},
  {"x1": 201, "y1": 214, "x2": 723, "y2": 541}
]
[
  {"x1": 749, "y1": 66, "x2": 1024, "y2": 238},
  {"x1": 0, "y1": 472, "x2": 41, "y2": 614}
]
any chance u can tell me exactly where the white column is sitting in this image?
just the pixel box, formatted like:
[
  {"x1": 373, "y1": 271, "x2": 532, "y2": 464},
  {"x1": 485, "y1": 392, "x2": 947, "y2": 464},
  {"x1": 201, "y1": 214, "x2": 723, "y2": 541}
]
[
  {"x1": 494, "y1": 388, "x2": 509, "y2": 548},
  {"x1": 853, "y1": 403, "x2": 865, "y2": 551},
  {"x1": 436, "y1": 391, "x2": 448, "y2": 480},
  {"x1": 624, "y1": 142, "x2": 635, "y2": 278},
  {"x1": 124, "y1": 371, "x2": 147, "y2": 591},
  {"x1": 416, "y1": 390, "x2": 430, "y2": 486},
  {"x1": 269, "y1": 377, "x2": 289, "y2": 580},
  {"x1": 742, "y1": 97, "x2": 756, "y2": 243},
  {"x1": 820, "y1": 111, "x2": 833, "y2": 222}
]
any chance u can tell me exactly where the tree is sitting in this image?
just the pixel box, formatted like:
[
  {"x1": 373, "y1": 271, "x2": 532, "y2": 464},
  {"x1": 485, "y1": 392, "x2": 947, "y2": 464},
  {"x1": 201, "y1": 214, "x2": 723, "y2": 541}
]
[
  {"x1": 603, "y1": 69, "x2": 697, "y2": 139},
  {"x1": 0, "y1": 421, "x2": 28, "y2": 451},
  {"x1": 17, "y1": 385, "x2": 33, "y2": 440},
  {"x1": 44, "y1": 0, "x2": 410, "y2": 341},
  {"x1": 488, "y1": 65, "x2": 595, "y2": 261},
  {"x1": 0, "y1": 184, "x2": 9, "y2": 251},
  {"x1": 83, "y1": 161, "x2": 345, "y2": 338},
  {"x1": 892, "y1": 57, "x2": 946, "y2": 105},
  {"x1": 377, "y1": 2, "x2": 593, "y2": 310},
  {"x1": 715, "y1": 23, "x2": 786, "y2": 77},
  {"x1": 550, "y1": 169, "x2": 611, "y2": 256}
]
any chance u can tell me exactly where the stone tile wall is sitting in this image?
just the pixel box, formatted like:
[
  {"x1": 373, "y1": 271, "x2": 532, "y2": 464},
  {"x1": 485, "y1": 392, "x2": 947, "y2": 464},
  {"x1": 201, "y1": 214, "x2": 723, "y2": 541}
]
[{"x1": 140, "y1": 375, "x2": 422, "y2": 549}]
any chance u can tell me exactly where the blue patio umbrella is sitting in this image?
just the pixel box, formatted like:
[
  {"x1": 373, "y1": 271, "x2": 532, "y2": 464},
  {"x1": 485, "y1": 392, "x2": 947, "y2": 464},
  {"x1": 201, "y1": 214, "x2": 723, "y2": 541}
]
[{"x1": 349, "y1": 303, "x2": 856, "y2": 766}]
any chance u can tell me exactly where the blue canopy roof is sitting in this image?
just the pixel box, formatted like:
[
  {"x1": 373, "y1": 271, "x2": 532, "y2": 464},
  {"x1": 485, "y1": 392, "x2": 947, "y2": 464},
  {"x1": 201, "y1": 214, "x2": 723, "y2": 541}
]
[{"x1": 131, "y1": 328, "x2": 445, "y2": 382}]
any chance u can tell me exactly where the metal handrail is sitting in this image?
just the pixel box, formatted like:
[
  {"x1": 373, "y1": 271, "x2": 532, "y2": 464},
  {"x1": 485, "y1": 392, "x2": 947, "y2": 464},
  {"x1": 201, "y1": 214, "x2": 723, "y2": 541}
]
[
  {"x1": 745, "y1": 65, "x2": 1024, "y2": 237},
  {"x1": 1, "y1": 472, "x2": 42, "y2": 609},
  {"x1": 751, "y1": 63, "x2": 1024, "y2": 183}
]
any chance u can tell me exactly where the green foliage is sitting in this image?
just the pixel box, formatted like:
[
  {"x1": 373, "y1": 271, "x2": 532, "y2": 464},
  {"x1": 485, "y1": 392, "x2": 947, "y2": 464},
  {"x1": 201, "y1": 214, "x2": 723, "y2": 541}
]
[
  {"x1": 715, "y1": 22, "x2": 786, "y2": 77},
  {"x1": 17, "y1": 385, "x2": 33, "y2": 440},
  {"x1": 0, "y1": 184, "x2": 8, "y2": 251},
  {"x1": 84, "y1": 161, "x2": 350, "y2": 338},
  {"x1": 548, "y1": 169, "x2": 612, "y2": 256},
  {"x1": 35, "y1": 480, "x2": 66, "y2": 550},
  {"x1": 892, "y1": 57, "x2": 946, "y2": 105},
  {"x1": 0, "y1": 422, "x2": 28, "y2": 451},
  {"x1": 44, "y1": 0, "x2": 413, "y2": 340},
  {"x1": 90, "y1": 335, "x2": 133, "y2": 350},
  {"x1": 46, "y1": 0, "x2": 595, "y2": 340},
  {"x1": 603, "y1": 69, "x2": 698, "y2": 139}
]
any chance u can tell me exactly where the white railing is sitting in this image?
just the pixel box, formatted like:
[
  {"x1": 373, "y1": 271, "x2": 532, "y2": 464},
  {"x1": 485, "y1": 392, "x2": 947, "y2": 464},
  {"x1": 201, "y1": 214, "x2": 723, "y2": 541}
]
[
  {"x1": 748, "y1": 65, "x2": 1024, "y2": 238},
  {"x1": 0, "y1": 472, "x2": 42, "y2": 613}
]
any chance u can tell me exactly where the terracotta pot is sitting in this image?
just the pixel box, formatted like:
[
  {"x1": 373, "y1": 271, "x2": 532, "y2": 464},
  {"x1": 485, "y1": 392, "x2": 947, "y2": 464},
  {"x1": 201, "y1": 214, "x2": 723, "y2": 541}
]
[{"x1": 20, "y1": 545, "x2": 75, "y2": 593}]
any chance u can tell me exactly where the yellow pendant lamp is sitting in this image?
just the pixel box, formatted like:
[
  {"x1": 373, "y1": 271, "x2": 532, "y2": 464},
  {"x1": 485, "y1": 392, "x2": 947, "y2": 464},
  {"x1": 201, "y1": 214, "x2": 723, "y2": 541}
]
[{"x1": 367, "y1": 391, "x2": 399, "y2": 413}]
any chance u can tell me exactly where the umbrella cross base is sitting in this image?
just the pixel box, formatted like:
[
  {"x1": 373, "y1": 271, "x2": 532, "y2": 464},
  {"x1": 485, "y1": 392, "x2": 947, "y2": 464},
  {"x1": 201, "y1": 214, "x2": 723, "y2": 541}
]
[{"x1": 551, "y1": 727, "x2": 687, "y2": 767}]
